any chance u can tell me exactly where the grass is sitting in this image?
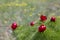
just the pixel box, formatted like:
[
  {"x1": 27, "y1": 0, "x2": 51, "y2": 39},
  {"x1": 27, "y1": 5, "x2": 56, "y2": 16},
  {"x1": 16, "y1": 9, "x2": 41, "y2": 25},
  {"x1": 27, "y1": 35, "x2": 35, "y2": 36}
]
[
  {"x1": 0, "y1": 0, "x2": 60, "y2": 40},
  {"x1": 13, "y1": 17, "x2": 60, "y2": 40}
]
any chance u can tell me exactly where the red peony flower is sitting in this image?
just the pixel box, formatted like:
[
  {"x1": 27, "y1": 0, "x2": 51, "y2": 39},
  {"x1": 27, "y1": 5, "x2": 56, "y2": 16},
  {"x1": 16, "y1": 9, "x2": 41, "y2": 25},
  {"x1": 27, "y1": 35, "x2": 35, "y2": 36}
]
[
  {"x1": 11, "y1": 22, "x2": 18, "y2": 30},
  {"x1": 40, "y1": 15, "x2": 47, "y2": 22},
  {"x1": 30, "y1": 21, "x2": 35, "y2": 26},
  {"x1": 38, "y1": 24, "x2": 46, "y2": 32},
  {"x1": 50, "y1": 16, "x2": 56, "y2": 22}
]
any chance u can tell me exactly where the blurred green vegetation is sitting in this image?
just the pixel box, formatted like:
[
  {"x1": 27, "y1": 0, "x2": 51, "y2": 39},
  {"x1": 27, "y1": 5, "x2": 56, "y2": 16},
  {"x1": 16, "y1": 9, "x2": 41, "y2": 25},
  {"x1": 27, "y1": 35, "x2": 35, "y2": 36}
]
[
  {"x1": 0, "y1": 0, "x2": 60, "y2": 40},
  {"x1": 0, "y1": 0, "x2": 60, "y2": 26}
]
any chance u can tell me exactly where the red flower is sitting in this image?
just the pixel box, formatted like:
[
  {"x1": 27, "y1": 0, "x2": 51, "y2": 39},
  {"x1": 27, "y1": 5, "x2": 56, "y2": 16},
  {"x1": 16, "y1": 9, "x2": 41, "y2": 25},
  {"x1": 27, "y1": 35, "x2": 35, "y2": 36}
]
[
  {"x1": 51, "y1": 17, "x2": 56, "y2": 22},
  {"x1": 30, "y1": 21, "x2": 35, "y2": 26},
  {"x1": 38, "y1": 24, "x2": 46, "y2": 32},
  {"x1": 40, "y1": 15, "x2": 47, "y2": 22},
  {"x1": 11, "y1": 22, "x2": 18, "y2": 30}
]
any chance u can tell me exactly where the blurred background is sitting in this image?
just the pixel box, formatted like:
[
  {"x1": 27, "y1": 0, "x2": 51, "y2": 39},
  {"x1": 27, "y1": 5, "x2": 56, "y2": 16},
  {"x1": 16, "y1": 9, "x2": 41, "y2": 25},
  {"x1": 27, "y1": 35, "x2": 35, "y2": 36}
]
[{"x1": 0, "y1": 0, "x2": 60, "y2": 40}]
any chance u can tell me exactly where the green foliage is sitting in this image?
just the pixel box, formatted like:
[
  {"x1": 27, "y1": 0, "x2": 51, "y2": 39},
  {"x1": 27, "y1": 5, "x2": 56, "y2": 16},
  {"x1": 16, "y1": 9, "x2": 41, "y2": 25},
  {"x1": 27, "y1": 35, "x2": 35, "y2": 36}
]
[
  {"x1": 0, "y1": 0, "x2": 60, "y2": 40},
  {"x1": 13, "y1": 17, "x2": 60, "y2": 40}
]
